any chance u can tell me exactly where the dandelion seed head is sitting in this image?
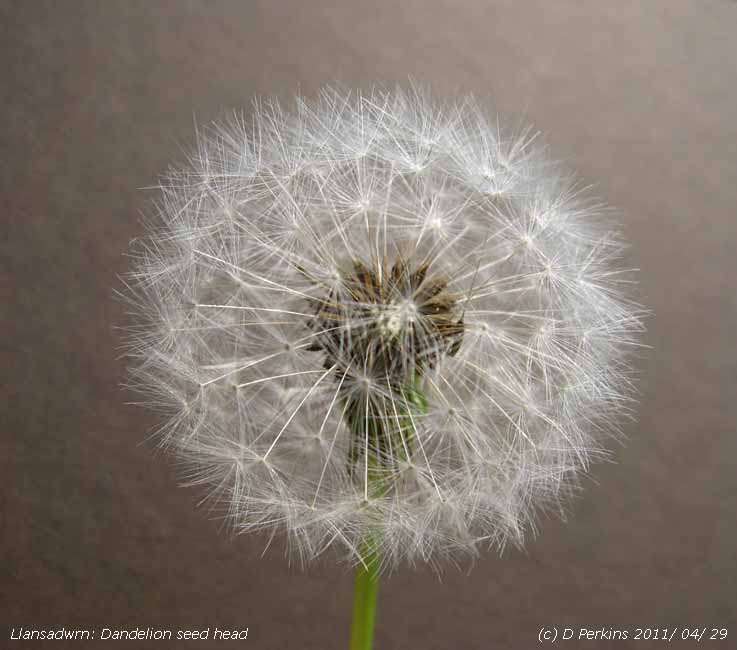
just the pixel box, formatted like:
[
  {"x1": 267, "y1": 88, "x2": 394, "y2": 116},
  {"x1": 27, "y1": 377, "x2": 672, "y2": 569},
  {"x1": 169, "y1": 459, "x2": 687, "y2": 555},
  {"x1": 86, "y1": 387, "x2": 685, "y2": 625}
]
[{"x1": 120, "y1": 86, "x2": 644, "y2": 571}]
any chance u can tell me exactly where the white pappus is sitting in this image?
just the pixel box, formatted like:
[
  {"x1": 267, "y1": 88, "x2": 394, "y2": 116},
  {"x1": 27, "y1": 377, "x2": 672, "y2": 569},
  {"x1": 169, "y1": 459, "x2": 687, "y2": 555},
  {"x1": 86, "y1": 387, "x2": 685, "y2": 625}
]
[{"x1": 119, "y1": 86, "x2": 645, "y2": 571}]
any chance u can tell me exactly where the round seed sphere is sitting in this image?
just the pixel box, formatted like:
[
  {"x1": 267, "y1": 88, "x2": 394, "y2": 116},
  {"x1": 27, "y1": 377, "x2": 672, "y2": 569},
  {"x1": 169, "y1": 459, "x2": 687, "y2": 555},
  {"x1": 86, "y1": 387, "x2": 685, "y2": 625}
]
[{"x1": 121, "y1": 87, "x2": 643, "y2": 570}]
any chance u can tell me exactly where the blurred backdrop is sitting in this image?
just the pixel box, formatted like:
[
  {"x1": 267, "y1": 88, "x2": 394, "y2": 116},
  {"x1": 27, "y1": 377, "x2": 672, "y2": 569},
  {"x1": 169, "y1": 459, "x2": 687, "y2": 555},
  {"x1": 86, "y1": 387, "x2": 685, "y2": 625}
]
[{"x1": 2, "y1": 1, "x2": 736, "y2": 648}]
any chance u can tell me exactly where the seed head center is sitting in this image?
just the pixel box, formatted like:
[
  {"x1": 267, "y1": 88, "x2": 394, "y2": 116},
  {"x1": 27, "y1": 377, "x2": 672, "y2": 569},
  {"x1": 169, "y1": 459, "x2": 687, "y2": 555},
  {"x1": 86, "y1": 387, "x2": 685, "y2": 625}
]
[
  {"x1": 303, "y1": 255, "x2": 465, "y2": 381},
  {"x1": 381, "y1": 299, "x2": 418, "y2": 337}
]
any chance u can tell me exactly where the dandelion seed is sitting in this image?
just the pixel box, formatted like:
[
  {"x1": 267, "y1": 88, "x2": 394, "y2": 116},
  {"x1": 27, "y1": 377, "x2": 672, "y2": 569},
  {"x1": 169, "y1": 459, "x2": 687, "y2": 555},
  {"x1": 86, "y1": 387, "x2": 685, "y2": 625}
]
[{"x1": 120, "y1": 86, "x2": 644, "y2": 580}]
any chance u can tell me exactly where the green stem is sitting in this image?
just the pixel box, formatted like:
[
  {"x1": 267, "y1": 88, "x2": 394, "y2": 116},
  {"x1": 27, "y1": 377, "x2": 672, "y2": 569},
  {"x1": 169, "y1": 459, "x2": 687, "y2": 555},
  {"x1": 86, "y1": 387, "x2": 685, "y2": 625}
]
[
  {"x1": 345, "y1": 371, "x2": 427, "y2": 650},
  {"x1": 349, "y1": 541, "x2": 380, "y2": 650}
]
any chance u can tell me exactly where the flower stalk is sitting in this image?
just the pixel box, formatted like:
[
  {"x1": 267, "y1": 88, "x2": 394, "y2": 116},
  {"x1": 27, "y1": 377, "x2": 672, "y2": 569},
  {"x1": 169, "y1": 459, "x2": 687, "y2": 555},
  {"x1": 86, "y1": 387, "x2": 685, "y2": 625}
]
[
  {"x1": 345, "y1": 371, "x2": 428, "y2": 650},
  {"x1": 349, "y1": 539, "x2": 380, "y2": 650}
]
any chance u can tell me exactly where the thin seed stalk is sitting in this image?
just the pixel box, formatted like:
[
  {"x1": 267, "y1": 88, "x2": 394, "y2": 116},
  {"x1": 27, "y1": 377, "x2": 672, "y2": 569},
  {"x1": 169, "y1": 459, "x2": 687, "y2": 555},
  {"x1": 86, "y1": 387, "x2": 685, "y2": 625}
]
[
  {"x1": 346, "y1": 372, "x2": 427, "y2": 650},
  {"x1": 349, "y1": 538, "x2": 380, "y2": 650}
]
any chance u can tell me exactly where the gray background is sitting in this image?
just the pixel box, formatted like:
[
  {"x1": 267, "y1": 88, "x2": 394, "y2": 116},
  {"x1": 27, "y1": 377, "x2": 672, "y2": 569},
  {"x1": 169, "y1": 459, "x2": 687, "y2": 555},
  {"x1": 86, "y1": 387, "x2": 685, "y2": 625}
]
[{"x1": 2, "y1": 1, "x2": 736, "y2": 648}]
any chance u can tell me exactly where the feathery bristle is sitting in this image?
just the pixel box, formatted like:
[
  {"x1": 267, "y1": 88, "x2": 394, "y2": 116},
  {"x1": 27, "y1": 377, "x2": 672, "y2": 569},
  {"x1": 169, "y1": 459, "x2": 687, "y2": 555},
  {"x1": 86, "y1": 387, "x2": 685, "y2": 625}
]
[{"x1": 119, "y1": 85, "x2": 645, "y2": 571}]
